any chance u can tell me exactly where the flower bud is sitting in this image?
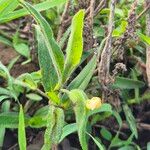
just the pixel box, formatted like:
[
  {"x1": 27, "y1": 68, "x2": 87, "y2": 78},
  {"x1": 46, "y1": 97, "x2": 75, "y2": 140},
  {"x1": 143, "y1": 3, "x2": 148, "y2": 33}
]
[{"x1": 86, "y1": 97, "x2": 102, "y2": 110}]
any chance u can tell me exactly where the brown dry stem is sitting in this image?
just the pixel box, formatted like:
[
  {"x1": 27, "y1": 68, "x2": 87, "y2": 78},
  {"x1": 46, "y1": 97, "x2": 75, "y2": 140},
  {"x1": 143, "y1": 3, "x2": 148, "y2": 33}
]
[
  {"x1": 98, "y1": 0, "x2": 116, "y2": 100},
  {"x1": 146, "y1": 0, "x2": 150, "y2": 87}
]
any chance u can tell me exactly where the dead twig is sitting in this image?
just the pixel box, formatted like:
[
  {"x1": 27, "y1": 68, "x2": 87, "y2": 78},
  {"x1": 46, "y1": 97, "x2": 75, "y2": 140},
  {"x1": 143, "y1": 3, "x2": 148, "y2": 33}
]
[
  {"x1": 57, "y1": 0, "x2": 70, "y2": 42},
  {"x1": 94, "y1": 0, "x2": 106, "y2": 16},
  {"x1": 136, "y1": 2, "x2": 150, "y2": 20},
  {"x1": 84, "y1": 0, "x2": 95, "y2": 51},
  {"x1": 146, "y1": 0, "x2": 150, "y2": 87},
  {"x1": 98, "y1": 0, "x2": 116, "y2": 101}
]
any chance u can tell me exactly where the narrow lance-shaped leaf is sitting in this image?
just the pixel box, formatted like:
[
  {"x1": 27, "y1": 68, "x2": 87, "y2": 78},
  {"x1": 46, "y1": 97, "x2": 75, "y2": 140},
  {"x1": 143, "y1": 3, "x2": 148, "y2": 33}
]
[
  {"x1": 42, "y1": 105, "x2": 55, "y2": 150},
  {"x1": 59, "y1": 123, "x2": 77, "y2": 142},
  {"x1": 123, "y1": 104, "x2": 138, "y2": 139},
  {"x1": 51, "y1": 108, "x2": 65, "y2": 144},
  {"x1": 65, "y1": 89, "x2": 88, "y2": 150},
  {"x1": 20, "y1": 1, "x2": 64, "y2": 79},
  {"x1": 112, "y1": 76, "x2": 145, "y2": 89},
  {"x1": 62, "y1": 54, "x2": 97, "y2": 102},
  {"x1": 18, "y1": 105, "x2": 27, "y2": 150},
  {"x1": 62, "y1": 10, "x2": 85, "y2": 83},
  {"x1": 68, "y1": 54, "x2": 97, "y2": 90},
  {"x1": 35, "y1": 25, "x2": 58, "y2": 92}
]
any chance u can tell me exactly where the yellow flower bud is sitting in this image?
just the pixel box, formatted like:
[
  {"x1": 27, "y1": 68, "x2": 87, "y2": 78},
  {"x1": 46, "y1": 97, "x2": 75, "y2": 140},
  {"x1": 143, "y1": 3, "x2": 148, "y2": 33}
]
[{"x1": 86, "y1": 97, "x2": 102, "y2": 110}]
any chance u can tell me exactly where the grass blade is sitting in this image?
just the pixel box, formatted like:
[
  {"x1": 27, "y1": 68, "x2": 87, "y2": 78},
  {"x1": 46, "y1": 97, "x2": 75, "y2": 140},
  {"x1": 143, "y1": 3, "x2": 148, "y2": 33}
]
[
  {"x1": 0, "y1": 0, "x2": 18, "y2": 17},
  {"x1": 18, "y1": 105, "x2": 27, "y2": 150},
  {"x1": 0, "y1": 0, "x2": 67, "y2": 23}
]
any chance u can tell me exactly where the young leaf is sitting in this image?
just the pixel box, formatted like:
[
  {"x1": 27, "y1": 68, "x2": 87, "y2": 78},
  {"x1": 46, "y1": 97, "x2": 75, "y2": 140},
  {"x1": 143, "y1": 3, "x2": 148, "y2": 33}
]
[
  {"x1": 20, "y1": 1, "x2": 64, "y2": 79},
  {"x1": 35, "y1": 25, "x2": 58, "y2": 92},
  {"x1": 62, "y1": 10, "x2": 85, "y2": 83},
  {"x1": 18, "y1": 105, "x2": 27, "y2": 150},
  {"x1": 66, "y1": 89, "x2": 88, "y2": 150}
]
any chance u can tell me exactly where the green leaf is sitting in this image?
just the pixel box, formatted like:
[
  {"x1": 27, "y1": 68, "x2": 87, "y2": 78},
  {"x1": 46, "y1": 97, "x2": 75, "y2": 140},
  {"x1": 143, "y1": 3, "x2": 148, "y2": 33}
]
[
  {"x1": 118, "y1": 146, "x2": 135, "y2": 150},
  {"x1": 112, "y1": 111, "x2": 122, "y2": 128},
  {"x1": 138, "y1": 33, "x2": 150, "y2": 45},
  {"x1": 0, "y1": 0, "x2": 67, "y2": 23},
  {"x1": 0, "y1": 100, "x2": 10, "y2": 147},
  {"x1": 0, "y1": 113, "x2": 14, "y2": 130},
  {"x1": 13, "y1": 31, "x2": 30, "y2": 58},
  {"x1": 18, "y1": 105, "x2": 27, "y2": 150},
  {"x1": 62, "y1": 54, "x2": 97, "y2": 102},
  {"x1": 29, "y1": 116, "x2": 47, "y2": 128},
  {"x1": 59, "y1": 123, "x2": 77, "y2": 142},
  {"x1": 0, "y1": 61, "x2": 13, "y2": 88},
  {"x1": 131, "y1": 69, "x2": 140, "y2": 103},
  {"x1": 113, "y1": 21, "x2": 128, "y2": 37},
  {"x1": 26, "y1": 93, "x2": 42, "y2": 101},
  {"x1": 35, "y1": 25, "x2": 58, "y2": 92},
  {"x1": 87, "y1": 103, "x2": 112, "y2": 117},
  {"x1": 51, "y1": 108, "x2": 64, "y2": 144},
  {"x1": 0, "y1": 87, "x2": 17, "y2": 100},
  {"x1": 0, "y1": 35, "x2": 12, "y2": 46},
  {"x1": 100, "y1": 128, "x2": 112, "y2": 141},
  {"x1": 14, "y1": 43, "x2": 30, "y2": 58},
  {"x1": 17, "y1": 73, "x2": 37, "y2": 90},
  {"x1": 112, "y1": 76, "x2": 145, "y2": 89},
  {"x1": 0, "y1": 112, "x2": 29, "y2": 128},
  {"x1": 0, "y1": 128, "x2": 5, "y2": 147},
  {"x1": 87, "y1": 133, "x2": 104, "y2": 150},
  {"x1": 20, "y1": 1, "x2": 64, "y2": 79},
  {"x1": 62, "y1": 10, "x2": 85, "y2": 83},
  {"x1": 66, "y1": 89, "x2": 88, "y2": 150},
  {"x1": 0, "y1": 0, "x2": 18, "y2": 17},
  {"x1": 42, "y1": 105, "x2": 55, "y2": 150},
  {"x1": 0, "y1": 95, "x2": 9, "y2": 102},
  {"x1": 147, "y1": 142, "x2": 150, "y2": 150},
  {"x1": 68, "y1": 54, "x2": 97, "y2": 90},
  {"x1": 34, "y1": 105, "x2": 49, "y2": 117},
  {"x1": 123, "y1": 104, "x2": 138, "y2": 139}
]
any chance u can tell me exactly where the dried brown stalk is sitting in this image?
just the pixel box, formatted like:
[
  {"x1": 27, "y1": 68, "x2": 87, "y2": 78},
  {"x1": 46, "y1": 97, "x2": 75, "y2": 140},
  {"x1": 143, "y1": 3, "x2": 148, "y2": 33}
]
[
  {"x1": 84, "y1": 0, "x2": 95, "y2": 51},
  {"x1": 136, "y1": 2, "x2": 150, "y2": 20},
  {"x1": 57, "y1": 0, "x2": 70, "y2": 42},
  {"x1": 98, "y1": 0, "x2": 116, "y2": 101},
  {"x1": 146, "y1": 0, "x2": 150, "y2": 87},
  {"x1": 94, "y1": 0, "x2": 106, "y2": 16}
]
